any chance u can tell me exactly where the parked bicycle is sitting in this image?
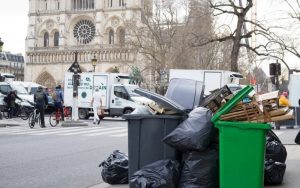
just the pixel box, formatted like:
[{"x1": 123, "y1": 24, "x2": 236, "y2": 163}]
[
  {"x1": 49, "y1": 106, "x2": 71, "y2": 127},
  {"x1": 2, "y1": 100, "x2": 34, "y2": 120},
  {"x1": 28, "y1": 107, "x2": 41, "y2": 128}
]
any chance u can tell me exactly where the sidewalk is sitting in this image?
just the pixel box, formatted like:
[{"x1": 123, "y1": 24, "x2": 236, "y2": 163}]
[
  {"x1": 0, "y1": 118, "x2": 21, "y2": 127},
  {"x1": 93, "y1": 127, "x2": 300, "y2": 188}
]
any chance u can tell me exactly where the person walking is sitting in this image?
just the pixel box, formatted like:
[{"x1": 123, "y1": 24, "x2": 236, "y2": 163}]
[
  {"x1": 6, "y1": 90, "x2": 22, "y2": 118},
  {"x1": 90, "y1": 88, "x2": 102, "y2": 125},
  {"x1": 34, "y1": 86, "x2": 48, "y2": 128},
  {"x1": 52, "y1": 85, "x2": 64, "y2": 121}
]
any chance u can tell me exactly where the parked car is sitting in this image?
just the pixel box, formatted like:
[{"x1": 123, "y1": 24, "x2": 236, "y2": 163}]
[{"x1": 12, "y1": 81, "x2": 55, "y2": 113}]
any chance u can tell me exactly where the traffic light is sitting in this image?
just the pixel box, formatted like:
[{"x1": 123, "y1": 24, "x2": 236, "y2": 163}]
[
  {"x1": 269, "y1": 63, "x2": 281, "y2": 76},
  {"x1": 72, "y1": 74, "x2": 81, "y2": 86}
]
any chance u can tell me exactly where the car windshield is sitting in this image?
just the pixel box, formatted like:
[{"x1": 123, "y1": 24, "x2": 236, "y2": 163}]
[
  {"x1": 125, "y1": 85, "x2": 141, "y2": 97},
  {"x1": 11, "y1": 85, "x2": 29, "y2": 94}
]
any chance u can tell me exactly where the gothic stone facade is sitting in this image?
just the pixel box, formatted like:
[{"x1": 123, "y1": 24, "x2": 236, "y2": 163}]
[{"x1": 25, "y1": 0, "x2": 145, "y2": 88}]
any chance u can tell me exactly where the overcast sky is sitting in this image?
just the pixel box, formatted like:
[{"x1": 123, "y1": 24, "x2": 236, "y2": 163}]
[
  {"x1": 0, "y1": 0, "x2": 28, "y2": 55},
  {"x1": 0, "y1": 0, "x2": 297, "y2": 65}
]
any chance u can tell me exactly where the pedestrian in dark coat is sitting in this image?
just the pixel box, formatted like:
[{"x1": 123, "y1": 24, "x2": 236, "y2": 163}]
[{"x1": 34, "y1": 86, "x2": 48, "y2": 128}]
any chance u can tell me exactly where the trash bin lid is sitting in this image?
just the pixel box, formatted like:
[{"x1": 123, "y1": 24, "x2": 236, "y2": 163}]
[
  {"x1": 134, "y1": 88, "x2": 188, "y2": 116},
  {"x1": 165, "y1": 78, "x2": 204, "y2": 111},
  {"x1": 211, "y1": 85, "x2": 254, "y2": 123}
]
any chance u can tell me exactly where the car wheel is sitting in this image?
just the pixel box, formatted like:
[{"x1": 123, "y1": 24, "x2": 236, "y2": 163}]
[{"x1": 78, "y1": 108, "x2": 89, "y2": 119}]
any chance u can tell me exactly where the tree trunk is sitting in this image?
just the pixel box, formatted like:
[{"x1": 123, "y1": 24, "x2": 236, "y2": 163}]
[{"x1": 230, "y1": 15, "x2": 244, "y2": 72}]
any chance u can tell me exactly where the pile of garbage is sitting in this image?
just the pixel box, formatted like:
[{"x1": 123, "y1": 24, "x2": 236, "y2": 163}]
[
  {"x1": 204, "y1": 89, "x2": 294, "y2": 123},
  {"x1": 130, "y1": 107, "x2": 218, "y2": 188},
  {"x1": 98, "y1": 80, "x2": 289, "y2": 187}
]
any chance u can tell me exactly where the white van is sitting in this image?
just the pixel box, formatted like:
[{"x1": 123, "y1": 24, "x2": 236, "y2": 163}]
[{"x1": 64, "y1": 72, "x2": 151, "y2": 119}]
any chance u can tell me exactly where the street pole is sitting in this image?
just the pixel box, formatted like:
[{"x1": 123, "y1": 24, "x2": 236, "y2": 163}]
[
  {"x1": 72, "y1": 51, "x2": 80, "y2": 121},
  {"x1": 93, "y1": 65, "x2": 95, "y2": 72}
]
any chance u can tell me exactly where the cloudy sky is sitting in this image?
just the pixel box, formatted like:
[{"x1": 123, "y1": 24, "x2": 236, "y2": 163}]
[
  {"x1": 0, "y1": 0, "x2": 28, "y2": 55},
  {"x1": 0, "y1": 0, "x2": 298, "y2": 62}
]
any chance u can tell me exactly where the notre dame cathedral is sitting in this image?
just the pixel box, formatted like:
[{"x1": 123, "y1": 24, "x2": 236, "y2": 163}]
[{"x1": 25, "y1": 0, "x2": 147, "y2": 88}]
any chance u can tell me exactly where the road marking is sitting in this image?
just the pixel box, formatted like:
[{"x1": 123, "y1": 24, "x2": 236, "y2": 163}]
[
  {"x1": 0, "y1": 126, "x2": 127, "y2": 137},
  {"x1": 37, "y1": 127, "x2": 123, "y2": 136},
  {"x1": 85, "y1": 129, "x2": 127, "y2": 136},
  {"x1": 111, "y1": 133, "x2": 128, "y2": 137},
  {"x1": 7, "y1": 127, "x2": 83, "y2": 134}
]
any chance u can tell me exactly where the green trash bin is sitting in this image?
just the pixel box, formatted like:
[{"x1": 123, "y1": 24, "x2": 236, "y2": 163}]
[{"x1": 212, "y1": 85, "x2": 271, "y2": 188}]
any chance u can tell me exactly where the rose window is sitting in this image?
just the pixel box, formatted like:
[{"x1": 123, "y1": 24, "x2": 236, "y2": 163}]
[{"x1": 73, "y1": 20, "x2": 95, "y2": 44}]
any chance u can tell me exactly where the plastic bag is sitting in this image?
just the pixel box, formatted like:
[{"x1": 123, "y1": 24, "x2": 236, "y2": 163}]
[
  {"x1": 264, "y1": 159, "x2": 286, "y2": 185},
  {"x1": 266, "y1": 130, "x2": 282, "y2": 144},
  {"x1": 179, "y1": 150, "x2": 218, "y2": 188},
  {"x1": 131, "y1": 106, "x2": 152, "y2": 115},
  {"x1": 130, "y1": 159, "x2": 181, "y2": 188},
  {"x1": 265, "y1": 140, "x2": 287, "y2": 163},
  {"x1": 295, "y1": 130, "x2": 300, "y2": 145},
  {"x1": 99, "y1": 150, "x2": 128, "y2": 184},
  {"x1": 163, "y1": 107, "x2": 213, "y2": 152}
]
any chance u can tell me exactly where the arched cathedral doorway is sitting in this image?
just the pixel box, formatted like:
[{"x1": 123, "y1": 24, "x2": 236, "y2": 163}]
[{"x1": 36, "y1": 71, "x2": 56, "y2": 89}]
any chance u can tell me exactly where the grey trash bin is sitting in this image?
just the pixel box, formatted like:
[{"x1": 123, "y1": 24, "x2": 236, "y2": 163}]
[{"x1": 123, "y1": 88, "x2": 188, "y2": 180}]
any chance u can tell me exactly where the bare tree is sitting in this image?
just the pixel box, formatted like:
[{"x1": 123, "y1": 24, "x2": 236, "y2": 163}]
[
  {"x1": 126, "y1": 0, "x2": 218, "y2": 92},
  {"x1": 125, "y1": 1, "x2": 180, "y2": 92},
  {"x1": 191, "y1": 0, "x2": 279, "y2": 73}
]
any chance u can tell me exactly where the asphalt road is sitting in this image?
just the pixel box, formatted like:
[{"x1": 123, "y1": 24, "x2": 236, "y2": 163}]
[{"x1": 0, "y1": 118, "x2": 128, "y2": 188}]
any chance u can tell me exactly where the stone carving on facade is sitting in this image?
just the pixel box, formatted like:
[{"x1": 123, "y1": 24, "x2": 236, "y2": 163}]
[
  {"x1": 111, "y1": 18, "x2": 120, "y2": 28},
  {"x1": 46, "y1": 20, "x2": 54, "y2": 30},
  {"x1": 37, "y1": 17, "x2": 42, "y2": 23}
]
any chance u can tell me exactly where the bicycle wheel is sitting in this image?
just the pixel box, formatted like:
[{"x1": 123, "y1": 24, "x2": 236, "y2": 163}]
[
  {"x1": 28, "y1": 113, "x2": 35, "y2": 128},
  {"x1": 3, "y1": 110, "x2": 9, "y2": 119},
  {"x1": 49, "y1": 112, "x2": 58, "y2": 127},
  {"x1": 19, "y1": 107, "x2": 28, "y2": 120}
]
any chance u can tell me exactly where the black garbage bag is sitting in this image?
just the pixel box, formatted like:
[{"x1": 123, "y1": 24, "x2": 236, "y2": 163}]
[
  {"x1": 130, "y1": 159, "x2": 181, "y2": 188},
  {"x1": 163, "y1": 107, "x2": 213, "y2": 152},
  {"x1": 99, "y1": 150, "x2": 128, "y2": 184},
  {"x1": 179, "y1": 149, "x2": 218, "y2": 188},
  {"x1": 295, "y1": 130, "x2": 300, "y2": 145},
  {"x1": 265, "y1": 140, "x2": 287, "y2": 163},
  {"x1": 266, "y1": 130, "x2": 282, "y2": 144},
  {"x1": 264, "y1": 159, "x2": 286, "y2": 185}
]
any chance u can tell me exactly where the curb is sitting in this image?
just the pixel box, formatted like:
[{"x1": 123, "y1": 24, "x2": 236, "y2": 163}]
[{"x1": 0, "y1": 124, "x2": 21, "y2": 127}]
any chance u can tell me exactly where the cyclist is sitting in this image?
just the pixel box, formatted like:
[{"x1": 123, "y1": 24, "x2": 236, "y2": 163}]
[
  {"x1": 6, "y1": 90, "x2": 22, "y2": 118},
  {"x1": 34, "y1": 86, "x2": 48, "y2": 128},
  {"x1": 52, "y1": 85, "x2": 64, "y2": 121}
]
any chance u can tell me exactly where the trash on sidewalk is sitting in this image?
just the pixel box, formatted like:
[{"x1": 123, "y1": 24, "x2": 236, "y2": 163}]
[
  {"x1": 179, "y1": 149, "x2": 218, "y2": 188},
  {"x1": 264, "y1": 129, "x2": 287, "y2": 185},
  {"x1": 203, "y1": 87, "x2": 294, "y2": 123},
  {"x1": 130, "y1": 159, "x2": 181, "y2": 188},
  {"x1": 99, "y1": 150, "x2": 128, "y2": 185},
  {"x1": 266, "y1": 139, "x2": 287, "y2": 163},
  {"x1": 295, "y1": 130, "x2": 300, "y2": 145},
  {"x1": 264, "y1": 159, "x2": 286, "y2": 185},
  {"x1": 163, "y1": 107, "x2": 213, "y2": 152}
]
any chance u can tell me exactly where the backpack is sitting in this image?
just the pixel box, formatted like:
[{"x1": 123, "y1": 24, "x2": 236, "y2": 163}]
[
  {"x1": 35, "y1": 92, "x2": 45, "y2": 103},
  {"x1": 51, "y1": 91, "x2": 58, "y2": 101},
  {"x1": 3, "y1": 96, "x2": 8, "y2": 103}
]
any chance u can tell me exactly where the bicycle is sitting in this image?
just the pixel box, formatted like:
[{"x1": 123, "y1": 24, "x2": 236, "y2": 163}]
[
  {"x1": 2, "y1": 100, "x2": 33, "y2": 120},
  {"x1": 49, "y1": 106, "x2": 72, "y2": 127},
  {"x1": 28, "y1": 108, "x2": 41, "y2": 128}
]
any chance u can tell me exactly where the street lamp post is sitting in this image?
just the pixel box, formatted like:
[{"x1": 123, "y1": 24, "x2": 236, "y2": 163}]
[
  {"x1": 66, "y1": 51, "x2": 82, "y2": 121},
  {"x1": 0, "y1": 38, "x2": 4, "y2": 52},
  {"x1": 91, "y1": 55, "x2": 97, "y2": 72}
]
